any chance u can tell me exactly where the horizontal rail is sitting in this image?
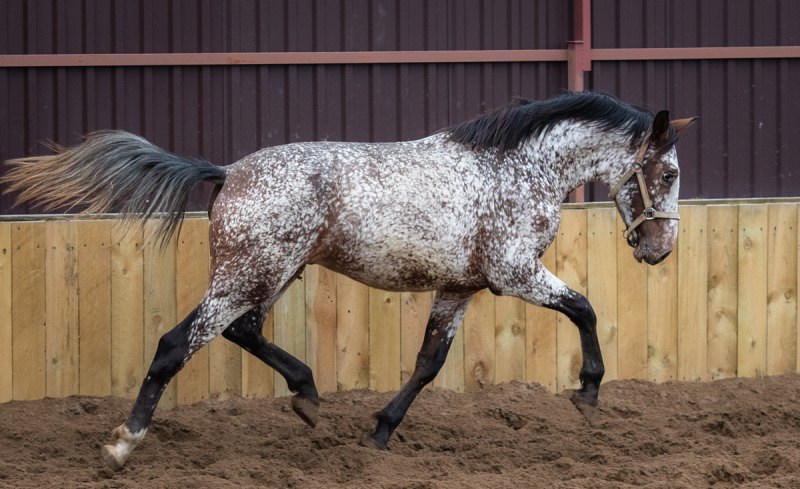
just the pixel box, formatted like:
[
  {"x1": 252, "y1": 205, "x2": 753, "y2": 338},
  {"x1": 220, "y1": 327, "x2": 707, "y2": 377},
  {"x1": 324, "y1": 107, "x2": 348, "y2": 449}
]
[
  {"x1": 591, "y1": 46, "x2": 800, "y2": 61},
  {"x1": 1, "y1": 46, "x2": 798, "y2": 68},
  {"x1": 0, "y1": 49, "x2": 568, "y2": 67}
]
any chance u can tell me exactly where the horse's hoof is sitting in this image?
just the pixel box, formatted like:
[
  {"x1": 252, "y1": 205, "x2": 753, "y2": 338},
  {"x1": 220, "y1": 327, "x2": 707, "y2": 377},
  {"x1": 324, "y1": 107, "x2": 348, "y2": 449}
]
[
  {"x1": 569, "y1": 389, "x2": 598, "y2": 423},
  {"x1": 101, "y1": 444, "x2": 125, "y2": 471},
  {"x1": 291, "y1": 395, "x2": 319, "y2": 427},
  {"x1": 359, "y1": 433, "x2": 387, "y2": 450}
]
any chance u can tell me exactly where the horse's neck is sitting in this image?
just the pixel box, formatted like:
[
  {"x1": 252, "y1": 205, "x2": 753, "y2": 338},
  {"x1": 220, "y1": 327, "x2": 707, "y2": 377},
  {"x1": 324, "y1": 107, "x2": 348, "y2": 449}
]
[{"x1": 518, "y1": 124, "x2": 634, "y2": 200}]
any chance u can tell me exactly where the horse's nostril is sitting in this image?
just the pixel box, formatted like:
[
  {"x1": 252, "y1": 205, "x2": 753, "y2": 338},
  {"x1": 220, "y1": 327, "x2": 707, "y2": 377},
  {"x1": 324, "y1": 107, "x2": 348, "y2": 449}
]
[{"x1": 652, "y1": 250, "x2": 671, "y2": 265}]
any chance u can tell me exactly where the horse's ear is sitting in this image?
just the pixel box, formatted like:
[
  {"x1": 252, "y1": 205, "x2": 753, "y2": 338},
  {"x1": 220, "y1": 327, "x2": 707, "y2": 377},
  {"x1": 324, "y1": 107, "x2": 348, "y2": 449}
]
[
  {"x1": 671, "y1": 116, "x2": 699, "y2": 134},
  {"x1": 651, "y1": 110, "x2": 671, "y2": 146}
]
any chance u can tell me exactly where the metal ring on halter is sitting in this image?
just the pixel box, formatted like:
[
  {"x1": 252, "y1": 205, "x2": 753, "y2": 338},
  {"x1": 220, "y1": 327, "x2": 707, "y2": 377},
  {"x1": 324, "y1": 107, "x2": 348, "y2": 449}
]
[{"x1": 623, "y1": 228, "x2": 638, "y2": 247}]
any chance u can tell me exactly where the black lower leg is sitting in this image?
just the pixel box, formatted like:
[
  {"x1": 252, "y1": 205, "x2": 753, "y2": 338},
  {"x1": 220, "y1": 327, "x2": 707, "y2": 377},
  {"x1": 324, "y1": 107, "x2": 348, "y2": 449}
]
[
  {"x1": 370, "y1": 292, "x2": 472, "y2": 449},
  {"x1": 547, "y1": 291, "x2": 605, "y2": 406},
  {"x1": 222, "y1": 307, "x2": 319, "y2": 425},
  {"x1": 126, "y1": 306, "x2": 198, "y2": 433}
]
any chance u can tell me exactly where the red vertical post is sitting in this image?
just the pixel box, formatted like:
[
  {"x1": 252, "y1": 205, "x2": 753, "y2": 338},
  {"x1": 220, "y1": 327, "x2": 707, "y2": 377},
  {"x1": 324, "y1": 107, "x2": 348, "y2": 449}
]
[
  {"x1": 568, "y1": 0, "x2": 592, "y2": 202},
  {"x1": 568, "y1": 0, "x2": 592, "y2": 91}
]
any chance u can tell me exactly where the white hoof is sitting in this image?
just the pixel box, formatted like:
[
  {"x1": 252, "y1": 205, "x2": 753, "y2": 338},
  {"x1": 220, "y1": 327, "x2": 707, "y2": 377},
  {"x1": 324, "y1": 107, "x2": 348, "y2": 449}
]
[
  {"x1": 101, "y1": 444, "x2": 125, "y2": 471},
  {"x1": 100, "y1": 424, "x2": 146, "y2": 471}
]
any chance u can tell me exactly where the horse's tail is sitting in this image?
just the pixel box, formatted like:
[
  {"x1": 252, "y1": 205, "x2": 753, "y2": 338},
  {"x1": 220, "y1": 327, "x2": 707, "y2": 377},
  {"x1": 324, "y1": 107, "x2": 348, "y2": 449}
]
[{"x1": 2, "y1": 130, "x2": 227, "y2": 246}]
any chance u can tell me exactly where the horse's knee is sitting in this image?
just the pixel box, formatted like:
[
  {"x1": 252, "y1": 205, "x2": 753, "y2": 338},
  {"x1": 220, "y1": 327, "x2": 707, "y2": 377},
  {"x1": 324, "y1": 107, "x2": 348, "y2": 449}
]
[{"x1": 553, "y1": 292, "x2": 596, "y2": 330}]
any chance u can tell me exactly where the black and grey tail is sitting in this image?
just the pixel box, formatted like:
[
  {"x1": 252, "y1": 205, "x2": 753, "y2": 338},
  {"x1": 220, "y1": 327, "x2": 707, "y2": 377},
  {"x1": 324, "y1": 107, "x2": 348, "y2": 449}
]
[{"x1": 2, "y1": 130, "x2": 226, "y2": 245}]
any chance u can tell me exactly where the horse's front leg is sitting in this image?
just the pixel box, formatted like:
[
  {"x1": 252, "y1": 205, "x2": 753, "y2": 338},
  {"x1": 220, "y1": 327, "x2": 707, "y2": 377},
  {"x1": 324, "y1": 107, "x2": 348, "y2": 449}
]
[
  {"x1": 368, "y1": 290, "x2": 474, "y2": 449},
  {"x1": 501, "y1": 260, "x2": 605, "y2": 410}
]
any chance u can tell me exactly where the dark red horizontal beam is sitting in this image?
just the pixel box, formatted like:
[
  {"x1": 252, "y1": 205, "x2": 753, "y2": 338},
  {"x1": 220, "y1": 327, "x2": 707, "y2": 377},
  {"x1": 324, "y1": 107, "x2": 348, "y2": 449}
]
[
  {"x1": 1, "y1": 46, "x2": 797, "y2": 68},
  {"x1": 0, "y1": 49, "x2": 568, "y2": 67},
  {"x1": 592, "y1": 46, "x2": 800, "y2": 61}
]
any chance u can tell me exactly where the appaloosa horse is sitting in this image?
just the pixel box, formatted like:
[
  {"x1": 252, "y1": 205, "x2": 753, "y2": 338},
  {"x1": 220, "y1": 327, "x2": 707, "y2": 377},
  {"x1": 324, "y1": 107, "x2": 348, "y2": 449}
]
[{"x1": 3, "y1": 91, "x2": 696, "y2": 470}]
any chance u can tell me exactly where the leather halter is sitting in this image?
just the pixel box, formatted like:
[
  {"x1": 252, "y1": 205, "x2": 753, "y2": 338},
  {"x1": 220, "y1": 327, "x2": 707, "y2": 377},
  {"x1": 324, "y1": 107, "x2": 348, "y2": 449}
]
[{"x1": 608, "y1": 135, "x2": 680, "y2": 247}]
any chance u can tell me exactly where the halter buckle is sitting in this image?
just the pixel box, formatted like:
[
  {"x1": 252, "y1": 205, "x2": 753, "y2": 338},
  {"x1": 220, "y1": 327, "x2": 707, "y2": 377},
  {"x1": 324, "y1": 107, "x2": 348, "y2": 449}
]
[{"x1": 643, "y1": 208, "x2": 656, "y2": 220}]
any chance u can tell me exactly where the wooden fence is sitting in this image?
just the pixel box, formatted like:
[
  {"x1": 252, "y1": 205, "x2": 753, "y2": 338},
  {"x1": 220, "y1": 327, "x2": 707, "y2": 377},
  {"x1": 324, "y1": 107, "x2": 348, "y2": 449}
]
[{"x1": 0, "y1": 201, "x2": 797, "y2": 407}]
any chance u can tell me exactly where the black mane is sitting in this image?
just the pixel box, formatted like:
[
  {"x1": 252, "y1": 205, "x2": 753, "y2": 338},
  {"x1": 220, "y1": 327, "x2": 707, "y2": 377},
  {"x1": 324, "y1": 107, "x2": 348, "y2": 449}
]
[{"x1": 447, "y1": 91, "x2": 661, "y2": 153}]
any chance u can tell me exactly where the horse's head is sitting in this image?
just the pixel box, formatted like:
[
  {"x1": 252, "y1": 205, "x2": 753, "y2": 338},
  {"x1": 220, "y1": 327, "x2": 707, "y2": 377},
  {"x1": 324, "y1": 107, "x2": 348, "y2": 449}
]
[{"x1": 610, "y1": 111, "x2": 697, "y2": 265}]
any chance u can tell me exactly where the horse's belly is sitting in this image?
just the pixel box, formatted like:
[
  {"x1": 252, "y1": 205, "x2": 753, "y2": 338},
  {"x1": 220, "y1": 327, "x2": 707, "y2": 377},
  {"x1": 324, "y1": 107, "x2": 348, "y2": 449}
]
[{"x1": 316, "y1": 241, "x2": 485, "y2": 292}]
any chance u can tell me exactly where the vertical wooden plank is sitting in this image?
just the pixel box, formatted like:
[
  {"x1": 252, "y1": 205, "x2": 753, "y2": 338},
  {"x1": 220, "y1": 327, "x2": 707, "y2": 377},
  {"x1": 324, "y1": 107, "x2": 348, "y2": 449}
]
[
  {"x1": 304, "y1": 265, "x2": 338, "y2": 394},
  {"x1": 738, "y1": 205, "x2": 768, "y2": 378},
  {"x1": 647, "y1": 245, "x2": 679, "y2": 382},
  {"x1": 336, "y1": 275, "x2": 369, "y2": 390},
  {"x1": 78, "y1": 220, "x2": 112, "y2": 396},
  {"x1": 587, "y1": 207, "x2": 619, "y2": 383},
  {"x1": 464, "y1": 289, "x2": 495, "y2": 392},
  {"x1": 241, "y1": 310, "x2": 274, "y2": 398},
  {"x1": 369, "y1": 288, "x2": 401, "y2": 392},
  {"x1": 45, "y1": 221, "x2": 79, "y2": 397},
  {"x1": 0, "y1": 223, "x2": 13, "y2": 402},
  {"x1": 143, "y1": 222, "x2": 177, "y2": 409},
  {"x1": 437, "y1": 325, "x2": 465, "y2": 392},
  {"x1": 766, "y1": 203, "x2": 797, "y2": 375},
  {"x1": 209, "y1": 329, "x2": 242, "y2": 400},
  {"x1": 677, "y1": 206, "x2": 709, "y2": 381},
  {"x1": 526, "y1": 246, "x2": 557, "y2": 391},
  {"x1": 273, "y1": 278, "x2": 306, "y2": 397},
  {"x1": 556, "y1": 209, "x2": 587, "y2": 391},
  {"x1": 494, "y1": 294, "x2": 526, "y2": 383},
  {"x1": 110, "y1": 225, "x2": 144, "y2": 399},
  {"x1": 707, "y1": 205, "x2": 738, "y2": 380},
  {"x1": 12, "y1": 222, "x2": 46, "y2": 400},
  {"x1": 616, "y1": 214, "x2": 649, "y2": 380},
  {"x1": 175, "y1": 219, "x2": 210, "y2": 404},
  {"x1": 400, "y1": 291, "x2": 432, "y2": 384}
]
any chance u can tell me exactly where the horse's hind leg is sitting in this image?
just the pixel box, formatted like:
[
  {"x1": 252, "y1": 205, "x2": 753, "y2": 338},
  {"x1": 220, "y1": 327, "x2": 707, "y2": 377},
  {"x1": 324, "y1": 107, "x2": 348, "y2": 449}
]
[
  {"x1": 369, "y1": 290, "x2": 474, "y2": 449},
  {"x1": 221, "y1": 304, "x2": 319, "y2": 426},
  {"x1": 100, "y1": 291, "x2": 253, "y2": 470},
  {"x1": 100, "y1": 305, "x2": 199, "y2": 470}
]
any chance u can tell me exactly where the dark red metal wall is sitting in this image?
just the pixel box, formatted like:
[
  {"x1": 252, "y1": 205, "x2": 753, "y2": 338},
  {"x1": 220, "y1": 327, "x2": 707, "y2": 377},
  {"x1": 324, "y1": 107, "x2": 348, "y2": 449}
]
[
  {"x1": 0, "y1": 0, "x2": 568, "y2": 53},
  {"x1": 1, "y1": 0, "x2": 798, "y2": 213},
  {"x1": 587, "y1": 0, "x2": 800, "y2": 199},
  {"x1": 0, "y1": 0, "x2": 568, "y2": 213}
]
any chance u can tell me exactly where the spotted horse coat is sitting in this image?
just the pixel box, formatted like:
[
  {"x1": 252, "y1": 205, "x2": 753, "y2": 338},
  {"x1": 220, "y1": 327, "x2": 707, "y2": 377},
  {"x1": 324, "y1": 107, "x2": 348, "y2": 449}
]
[{"x1": 2, "y1": 91, "x2": 697, "y2": 470}]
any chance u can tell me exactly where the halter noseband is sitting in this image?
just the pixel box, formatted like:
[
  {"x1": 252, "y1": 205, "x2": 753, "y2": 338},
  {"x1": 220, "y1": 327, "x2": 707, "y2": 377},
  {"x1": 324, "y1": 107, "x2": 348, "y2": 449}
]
[{"x1": 608, "y1": 135, "x2": 680, "y2": 247}]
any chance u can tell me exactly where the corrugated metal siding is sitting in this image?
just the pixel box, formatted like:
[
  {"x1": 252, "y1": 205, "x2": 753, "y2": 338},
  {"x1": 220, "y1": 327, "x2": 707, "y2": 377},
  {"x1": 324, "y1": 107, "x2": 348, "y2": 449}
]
[
  {"x1": 1, "y1": 0, "x2": 799, "y2": 212},
  {"x1": 0, "y1": 0, "x2": 570, "y2": 213},
  {"x1": 592, "y1": 0, "x2": 800, "y2": 48},
  {"x1": 587, "y1": 0, "x2": 800, "y2": 200},
  {"x1": 0, "y1": 0, "x2": 569, "y2": 54}
]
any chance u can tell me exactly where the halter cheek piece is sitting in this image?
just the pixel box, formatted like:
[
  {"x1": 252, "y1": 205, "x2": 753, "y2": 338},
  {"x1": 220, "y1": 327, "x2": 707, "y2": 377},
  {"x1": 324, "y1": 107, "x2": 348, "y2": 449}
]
[{"x1": 607, "y1": 134, "x2": 680, "y2": 247}]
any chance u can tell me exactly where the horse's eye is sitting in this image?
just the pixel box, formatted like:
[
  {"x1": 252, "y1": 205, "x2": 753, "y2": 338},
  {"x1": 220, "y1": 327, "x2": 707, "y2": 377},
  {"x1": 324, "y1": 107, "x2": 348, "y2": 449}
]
[{"x1": 662, "y1": 172, "x2": 676, "y2": 184}]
